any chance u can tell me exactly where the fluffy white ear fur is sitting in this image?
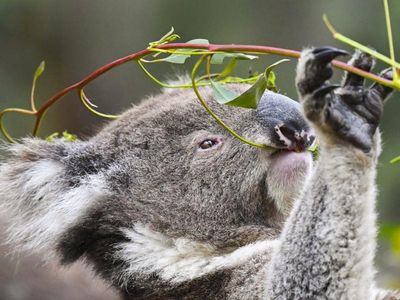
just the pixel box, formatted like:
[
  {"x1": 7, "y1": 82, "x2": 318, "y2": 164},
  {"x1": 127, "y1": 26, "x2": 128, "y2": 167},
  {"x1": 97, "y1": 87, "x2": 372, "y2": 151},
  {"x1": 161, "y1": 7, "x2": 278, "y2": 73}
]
[{"x1": 0, "y1": 143, "x2": 107, "y2": 258}]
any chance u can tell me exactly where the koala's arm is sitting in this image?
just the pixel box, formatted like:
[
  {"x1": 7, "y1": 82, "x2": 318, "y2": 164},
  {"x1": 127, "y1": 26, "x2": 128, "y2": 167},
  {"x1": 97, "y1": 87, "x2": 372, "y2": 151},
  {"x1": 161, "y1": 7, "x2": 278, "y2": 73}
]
[{"x1": 265, "y1": 48, "x2": 397, "y2": 300}]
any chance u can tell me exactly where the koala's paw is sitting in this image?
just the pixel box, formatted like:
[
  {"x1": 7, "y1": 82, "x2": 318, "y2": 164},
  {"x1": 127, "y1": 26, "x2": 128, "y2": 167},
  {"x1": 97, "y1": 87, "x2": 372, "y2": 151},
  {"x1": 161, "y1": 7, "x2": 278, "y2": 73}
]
[{"x1": 296, "y1": 47, "x2": 393, "y2": 153}]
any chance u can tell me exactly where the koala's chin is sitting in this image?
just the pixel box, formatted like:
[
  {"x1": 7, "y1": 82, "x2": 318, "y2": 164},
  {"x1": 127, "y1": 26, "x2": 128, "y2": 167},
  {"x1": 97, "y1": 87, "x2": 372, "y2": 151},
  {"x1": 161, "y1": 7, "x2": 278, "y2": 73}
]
[{"x1": 265, "y1": 150, "x2": 313, "y2": 213}]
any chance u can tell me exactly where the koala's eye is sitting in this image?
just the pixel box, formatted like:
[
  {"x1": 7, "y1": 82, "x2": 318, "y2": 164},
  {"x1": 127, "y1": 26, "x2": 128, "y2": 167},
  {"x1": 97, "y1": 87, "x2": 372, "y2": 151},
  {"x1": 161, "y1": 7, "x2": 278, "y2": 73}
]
[{"x1": 199, "y1": 139, "x2": 219, "y2": 150}]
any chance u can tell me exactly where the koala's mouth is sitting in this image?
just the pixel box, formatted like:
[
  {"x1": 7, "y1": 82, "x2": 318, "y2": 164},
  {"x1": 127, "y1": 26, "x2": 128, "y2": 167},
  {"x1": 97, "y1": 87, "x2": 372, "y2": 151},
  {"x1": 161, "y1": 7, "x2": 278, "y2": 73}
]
[
  {"x1": 268, "y1": 147, "x2": 309, "y2": 160},
  {"x1": 271, "y1": 148, "x2": 306, "y2": 155},
  {"x1": 269, "y1": 149, "x2": 312, "y2": 174}
]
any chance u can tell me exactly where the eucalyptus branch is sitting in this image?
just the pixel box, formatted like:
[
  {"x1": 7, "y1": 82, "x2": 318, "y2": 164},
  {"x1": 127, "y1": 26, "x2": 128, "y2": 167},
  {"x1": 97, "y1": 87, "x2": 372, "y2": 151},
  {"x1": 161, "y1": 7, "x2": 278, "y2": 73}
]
[
  {"x1": 0, "y1": 41, "x2": 397, "y2": 143},
  {"x1": 323, "y1": 15, "x2": 400, "y2": 71},
  {"x1": 19, "y1": 42, "x2": 400, "y2": 113},
  {"x1": 323, "y1": 8, "x2": 400, "y2": 89}
]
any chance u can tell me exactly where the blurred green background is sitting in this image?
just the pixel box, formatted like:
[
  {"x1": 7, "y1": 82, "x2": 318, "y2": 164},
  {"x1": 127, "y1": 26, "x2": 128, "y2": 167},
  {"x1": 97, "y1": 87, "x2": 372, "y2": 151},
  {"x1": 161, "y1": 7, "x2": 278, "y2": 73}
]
[{"x1": 0, "y1": 0, "x2": 399, "y2": 289}]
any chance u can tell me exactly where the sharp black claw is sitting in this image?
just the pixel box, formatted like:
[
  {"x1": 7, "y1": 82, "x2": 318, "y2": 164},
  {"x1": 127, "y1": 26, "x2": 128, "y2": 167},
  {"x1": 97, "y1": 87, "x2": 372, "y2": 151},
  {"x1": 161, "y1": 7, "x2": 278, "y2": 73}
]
[
  {"x1": 313, "y1": 84, "x2": 341, "y2": 98},
  {"x1": 312, "y1": 47, "x2": 341, "y2": 54},
  {"x1": 313, "y1": 47, "x2": 349, "y2": 63}
]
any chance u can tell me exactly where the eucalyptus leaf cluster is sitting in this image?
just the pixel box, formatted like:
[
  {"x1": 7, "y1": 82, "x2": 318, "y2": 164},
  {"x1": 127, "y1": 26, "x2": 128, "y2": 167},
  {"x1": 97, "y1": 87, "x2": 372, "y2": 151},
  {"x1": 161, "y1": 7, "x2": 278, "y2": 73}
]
[{"x1": 1, "y1": 0, "x2": 399, "y2": 161}]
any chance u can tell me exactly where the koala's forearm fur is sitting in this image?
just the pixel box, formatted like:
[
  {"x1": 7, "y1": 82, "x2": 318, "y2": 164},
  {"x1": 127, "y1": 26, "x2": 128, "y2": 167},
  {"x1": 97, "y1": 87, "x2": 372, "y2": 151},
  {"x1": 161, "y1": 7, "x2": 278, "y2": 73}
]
[{"x1": 265, "y1": 140, "x2": 380, "y2": 299}]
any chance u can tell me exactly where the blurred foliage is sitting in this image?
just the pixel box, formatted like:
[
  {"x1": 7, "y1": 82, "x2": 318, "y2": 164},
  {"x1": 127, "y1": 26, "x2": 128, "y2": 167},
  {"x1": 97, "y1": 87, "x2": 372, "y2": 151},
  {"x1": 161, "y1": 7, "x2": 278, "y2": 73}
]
[
  {"x1": 381, "y1": 225, "x2": 400, "y2": 257},
  {"x1": 0, "y1": 0, "x2": 399, "y2": 287},
  {"x1": 46, "y1": 130, "x2": 77, "y2": 142}
]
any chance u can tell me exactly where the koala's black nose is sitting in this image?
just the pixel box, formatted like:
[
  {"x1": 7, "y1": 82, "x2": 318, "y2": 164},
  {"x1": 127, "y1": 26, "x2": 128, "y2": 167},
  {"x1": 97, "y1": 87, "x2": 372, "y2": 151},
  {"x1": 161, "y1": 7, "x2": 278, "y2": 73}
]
[
  {"x1": 256, "y1": 91, "x2": 315, "y2": 151},
  {"x1": 274, "y1": 124, "x2": 314, "y2": 152}
]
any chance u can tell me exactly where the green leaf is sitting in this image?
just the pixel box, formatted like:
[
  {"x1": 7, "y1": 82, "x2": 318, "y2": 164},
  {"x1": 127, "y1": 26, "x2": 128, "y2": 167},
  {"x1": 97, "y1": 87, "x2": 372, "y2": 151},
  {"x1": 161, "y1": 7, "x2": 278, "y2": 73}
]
[
  {"x1": 210, "y1": 80, "x2": 239, "y2": 104},
  {"x1": 34, "y1": 61, "x2": 45, "y2": 81},
  {"x1": 46, "y1": 131, "x2": 77, "y2": 142},
  {"x1": 160, "y1": 27, "x2": 175, "y2": 41},
  {"x1": 212, "y1": 73, "x2": 266, "y2": 109},
  {"x1": 216, "y1": 59, "x2": 237, "y2": 79},
  {"x1": 154, "y1": 38, "x2": 209, "y2": 64},
  {"x1": 31, "y1": 61, "x2": 45, "y2": 111},
  {"x1": 223, "y1": 75, "x2": 260, "y2": 85},
  {"x1": 225, "y1": 73, "x2": 267, "y2": 109},
  {"x1": 186, "y1": 38, "x2": 209, "y2": 45},
  {"x1": 266, "y1": 71, "x2": 277, "y2": 91},
  {"x1": 307, "y1": 139, "x2": 320, "y2": 161},
  {"x1": 212, "y1": 59, "x2": 290, "y2": 109},
  {"x1": 62, "y1": 131, "x2": 77, "y2": 142},
  {"x1": 46, "y1": 132, "x2": 59, "y2": 142},
  {"x1": 265, "y1": 59, "x2": 290, "y2": 92},
  {"x1": 390, "y1": 155, "x2": 400, "y2": 164},
  {"x1": 210, "y1": 52, "x2": 258, "y2": 65},
  {"x1": 148, "y1": 27, "x2": 180, "y2": 48},
  {"x1": 158, "y1": 53, "x2": 191, "y2": 64}
]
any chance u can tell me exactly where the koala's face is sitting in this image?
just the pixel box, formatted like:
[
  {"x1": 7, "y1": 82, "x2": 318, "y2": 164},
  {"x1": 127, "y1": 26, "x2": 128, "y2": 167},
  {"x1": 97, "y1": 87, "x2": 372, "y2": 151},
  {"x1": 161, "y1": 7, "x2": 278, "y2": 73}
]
[
  {"x1": 0, "y1": 83, "x2": 314, "y2": 285},
  {"x1": 55, "y1": 84, "x2": 314, "y2": 265}
]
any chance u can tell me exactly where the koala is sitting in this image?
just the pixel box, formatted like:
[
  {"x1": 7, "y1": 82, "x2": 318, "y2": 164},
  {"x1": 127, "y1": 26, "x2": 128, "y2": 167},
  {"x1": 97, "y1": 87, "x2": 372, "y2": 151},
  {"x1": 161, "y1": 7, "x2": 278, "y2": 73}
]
[{"x1": 0, "y1": 47, "x2": 398, "y2": 300}]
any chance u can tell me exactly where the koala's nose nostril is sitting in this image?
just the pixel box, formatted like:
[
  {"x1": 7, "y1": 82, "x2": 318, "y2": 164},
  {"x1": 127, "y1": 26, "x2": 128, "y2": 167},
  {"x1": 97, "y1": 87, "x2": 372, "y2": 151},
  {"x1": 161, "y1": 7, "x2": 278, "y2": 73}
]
[
  {"x1": 256, "y1": 91, "x2": 316, "y2": 151},
  {"x1": 275, "y1": 124, "x2": 315, "y2": 152}
]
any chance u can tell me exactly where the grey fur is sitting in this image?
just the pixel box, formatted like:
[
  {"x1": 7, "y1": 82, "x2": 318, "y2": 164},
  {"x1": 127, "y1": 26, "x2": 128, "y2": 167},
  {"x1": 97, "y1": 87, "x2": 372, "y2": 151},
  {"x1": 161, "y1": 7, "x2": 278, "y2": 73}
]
[
  {"x1": 0, "y1": 216, "x2": 119, "y2": 300},
  {"x1": 0, "y1": 48, "x2": 398, "y2": 299}
]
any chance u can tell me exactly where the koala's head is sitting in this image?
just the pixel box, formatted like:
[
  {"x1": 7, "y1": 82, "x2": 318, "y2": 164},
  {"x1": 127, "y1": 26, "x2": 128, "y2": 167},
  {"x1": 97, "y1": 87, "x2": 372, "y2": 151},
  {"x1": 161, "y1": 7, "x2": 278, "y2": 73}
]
[{"x1": 0, "y1": 83, "x2": 314, "y2": 289}]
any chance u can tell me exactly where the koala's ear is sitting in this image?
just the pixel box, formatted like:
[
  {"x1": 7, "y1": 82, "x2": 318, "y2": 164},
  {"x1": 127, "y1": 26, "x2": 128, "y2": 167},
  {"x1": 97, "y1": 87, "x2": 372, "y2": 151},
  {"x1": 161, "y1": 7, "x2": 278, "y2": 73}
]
[{"x1": 0, "y1": 138, "x2": 107, "y2": 259}]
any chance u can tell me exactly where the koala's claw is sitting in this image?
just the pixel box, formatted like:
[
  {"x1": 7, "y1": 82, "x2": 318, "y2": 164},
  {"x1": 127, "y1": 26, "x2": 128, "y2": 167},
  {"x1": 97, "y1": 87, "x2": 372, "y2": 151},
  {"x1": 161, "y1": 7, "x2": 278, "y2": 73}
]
[
  {"x1": 296, "y1": 47, "x2": 349, "y2": 96},
  {"x1": 313, "y1": 47, "x2": 349, "y2": 63},
  {"x1": 313, "y1": 84, "x2": 341, "y2": 99},
  {"x1": 296, "y1": 48, "x2": 393, "y2": 153}
]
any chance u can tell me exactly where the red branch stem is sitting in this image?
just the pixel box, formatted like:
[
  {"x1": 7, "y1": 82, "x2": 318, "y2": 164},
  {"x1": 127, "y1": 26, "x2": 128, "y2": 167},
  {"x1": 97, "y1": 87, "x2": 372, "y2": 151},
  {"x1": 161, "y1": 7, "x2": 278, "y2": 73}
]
[
  {"x1": 36, "y1": 43, "x2": 393, "y2": 115},
  {"x1": 1, "y1": 42, "x2": 395, "y2": 142}
]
